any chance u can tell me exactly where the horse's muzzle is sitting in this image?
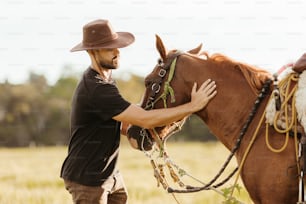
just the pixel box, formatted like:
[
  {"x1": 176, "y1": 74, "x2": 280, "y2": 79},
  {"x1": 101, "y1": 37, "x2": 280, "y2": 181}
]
[{"x1": 127, "y1": 126, "x2": 154, "y2": 151}]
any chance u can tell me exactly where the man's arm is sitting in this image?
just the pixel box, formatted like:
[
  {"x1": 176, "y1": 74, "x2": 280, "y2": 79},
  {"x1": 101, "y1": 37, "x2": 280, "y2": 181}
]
[
  {"x1": 114, "y1": 79, "x2": 217, "y2": 129},
  {"x1": 120, "y1": 121, "x2": 129, "y2": 136}
]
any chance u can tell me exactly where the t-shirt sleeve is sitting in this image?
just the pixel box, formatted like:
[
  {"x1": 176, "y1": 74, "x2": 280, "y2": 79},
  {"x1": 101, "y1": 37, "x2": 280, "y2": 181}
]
[{"x1": 91, "y1": 83, "x2": 131, "y2": 121}]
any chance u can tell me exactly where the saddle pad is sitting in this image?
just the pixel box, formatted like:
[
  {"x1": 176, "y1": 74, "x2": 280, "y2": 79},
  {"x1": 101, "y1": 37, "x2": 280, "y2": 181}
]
[
  {"x1": 293, "y1": 53, "x2": 306, "y2": 73},
  {"x1": 265, "y1": 68, "x2": 306, "y2": 134},
  {"x1": 295, "y1": 71, "x2": 306, "y2": 132}
]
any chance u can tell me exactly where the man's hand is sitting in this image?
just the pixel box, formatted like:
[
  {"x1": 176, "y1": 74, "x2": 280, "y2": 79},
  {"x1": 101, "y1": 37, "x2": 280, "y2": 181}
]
[
  {"x1": 190, "y1": 79, "x2": 217, "y2": 112},
  {"x1": 120, "y1": 121, "x2": 130, "y2": 136}
]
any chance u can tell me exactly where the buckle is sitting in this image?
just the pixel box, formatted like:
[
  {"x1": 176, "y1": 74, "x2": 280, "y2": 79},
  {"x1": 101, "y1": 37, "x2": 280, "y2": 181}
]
[{"x1": 158, "y1": 69, "x2": 167, "y2": 77}]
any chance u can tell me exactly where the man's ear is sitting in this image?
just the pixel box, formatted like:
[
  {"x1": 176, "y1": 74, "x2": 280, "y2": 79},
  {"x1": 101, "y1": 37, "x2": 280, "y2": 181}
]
[
  {"x1": 87, "y1": 49, "x2": 100, "y2": 55},
  {"x1": 86, "y1": 49, "x2": 94, "y2": 56}
]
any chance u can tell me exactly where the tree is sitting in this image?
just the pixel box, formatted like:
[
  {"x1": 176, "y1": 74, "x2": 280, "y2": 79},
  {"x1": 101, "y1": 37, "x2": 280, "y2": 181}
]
[
  {"x1": 0, "y1": 82, "x2": 45, "y2": 146},
  {"x1": 116, "y1": 73, "x2": 145, "y2": 103},
  {"x1": 44, "y1": 76, "x2": 78, "y2": 145},
  {"x1": 169, "y1": 115, "x2": 216, "y2": 142},
  {"x1": 0, "y1": 72, "x2": 77, "y2": 146}
]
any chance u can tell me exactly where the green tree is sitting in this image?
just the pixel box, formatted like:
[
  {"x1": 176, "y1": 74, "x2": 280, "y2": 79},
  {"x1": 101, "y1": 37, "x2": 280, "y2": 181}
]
[
  {"x1": 170, "y1": 115, "x2": 216, "y2": 142},
  {"x1": 0, "y1": 81, "x2": 47, "y2": 146},
  {"x1": 116, "y1": 74, "x2": 145, "y2": 103},
  {"x1": 0, "y1": 72, "x2": 78, "y2": 146},
  {"x1": 44, "y1": 76, "x2": 78, "y2": 145}
]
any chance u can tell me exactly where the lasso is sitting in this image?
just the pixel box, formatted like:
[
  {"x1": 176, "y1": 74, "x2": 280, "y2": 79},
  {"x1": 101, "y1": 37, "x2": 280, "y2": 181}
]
[{"x1": 265, "y1": 72, "x2": 299, "y2": 153}]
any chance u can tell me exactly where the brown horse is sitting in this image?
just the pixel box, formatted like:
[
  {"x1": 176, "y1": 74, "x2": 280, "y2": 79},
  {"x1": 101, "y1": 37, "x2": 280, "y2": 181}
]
[{"x1": 128, "y1": 35, "x2": 302, "y2": 204}]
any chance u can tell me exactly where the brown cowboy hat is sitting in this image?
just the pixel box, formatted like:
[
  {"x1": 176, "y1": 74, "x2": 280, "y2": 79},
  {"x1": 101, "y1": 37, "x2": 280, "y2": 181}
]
[{"x1": 71, "y1": 19, "x2": 135, "y2": 52}]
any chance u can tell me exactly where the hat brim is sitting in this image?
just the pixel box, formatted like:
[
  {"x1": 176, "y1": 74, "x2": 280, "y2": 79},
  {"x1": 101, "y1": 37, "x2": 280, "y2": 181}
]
[{"x1": 70, "y1": 32, "x2": 135, "y2": 52}]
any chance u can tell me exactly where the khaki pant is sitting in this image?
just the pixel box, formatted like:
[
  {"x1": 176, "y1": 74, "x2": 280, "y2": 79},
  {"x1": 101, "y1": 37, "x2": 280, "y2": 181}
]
[{"x1": 64, "y1": 171, "x2": 128, "y2": 204}]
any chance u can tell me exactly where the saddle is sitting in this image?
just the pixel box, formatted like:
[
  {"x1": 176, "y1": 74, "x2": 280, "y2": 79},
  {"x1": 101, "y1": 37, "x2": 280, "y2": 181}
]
[
  {"x1": 293, "y1": 53, "x2": 306, "y2": 73},
  {"x1": 265, "y1": 54, "x2": 306, "y2": 138},
  {"x1": 265, "y1": 71, "x2": 305, "y2": 135},
  {"x1": 294, "y1": 54, "x2": 306, "y2": 137},
  {"x1": 265, "y1": 54, "x2": 306, "y2": 202}
]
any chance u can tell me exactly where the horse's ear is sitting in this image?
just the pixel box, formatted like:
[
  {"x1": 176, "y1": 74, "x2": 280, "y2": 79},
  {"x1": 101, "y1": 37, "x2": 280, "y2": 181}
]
[
  {"x1": 155, "y1": 34, "x2": 167, "y2": 62},
  {"x1": 187, "y1": 43, "x2": 203, "y2": 55}
]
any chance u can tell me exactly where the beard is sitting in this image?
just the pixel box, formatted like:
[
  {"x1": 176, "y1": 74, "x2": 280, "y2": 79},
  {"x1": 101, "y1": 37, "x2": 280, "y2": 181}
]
[
  {"x1": 98, "y1": 56, "x2": 119, "y2": 70},
  {"x1": 99, "y1": 62, "x2": 116, "y2": 69}
]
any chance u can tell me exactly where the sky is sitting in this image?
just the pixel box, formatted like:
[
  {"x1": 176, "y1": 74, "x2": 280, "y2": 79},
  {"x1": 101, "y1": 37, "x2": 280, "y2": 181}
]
[{"x1": 1, "y1": 0, "x2": 306, "y2": 84}]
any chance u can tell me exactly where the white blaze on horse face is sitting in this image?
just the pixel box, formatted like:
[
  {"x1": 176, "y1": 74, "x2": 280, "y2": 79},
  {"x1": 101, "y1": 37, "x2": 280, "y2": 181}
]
[{"x1": 128, "y1": 137, "x2": 139, "y2": 149}]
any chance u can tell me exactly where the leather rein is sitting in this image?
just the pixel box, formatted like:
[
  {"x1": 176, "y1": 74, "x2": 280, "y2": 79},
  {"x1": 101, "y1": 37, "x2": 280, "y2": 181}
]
[{"x1": 144, "y1": 50, "x2": 182, "y2": 110}]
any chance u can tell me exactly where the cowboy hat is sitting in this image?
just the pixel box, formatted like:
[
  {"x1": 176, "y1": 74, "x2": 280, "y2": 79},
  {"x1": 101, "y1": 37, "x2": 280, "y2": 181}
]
[{"x1": 71, "y1": 19, "x2": 135, "y2": 52}]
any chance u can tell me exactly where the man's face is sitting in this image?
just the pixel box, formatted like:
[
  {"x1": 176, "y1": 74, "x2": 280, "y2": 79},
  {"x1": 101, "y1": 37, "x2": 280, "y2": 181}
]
[{"x1": 94, "y1": 48, "x2": 120, "y2": 69}]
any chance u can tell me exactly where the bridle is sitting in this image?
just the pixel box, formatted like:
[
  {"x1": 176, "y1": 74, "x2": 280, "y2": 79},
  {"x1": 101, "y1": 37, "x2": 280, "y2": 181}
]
[
  {"x1": 140, "y1": 50, "x2": 185, "y2": 148},
  {"x1": 144, "y1": 50, "x2": 183, "y2": 110}
]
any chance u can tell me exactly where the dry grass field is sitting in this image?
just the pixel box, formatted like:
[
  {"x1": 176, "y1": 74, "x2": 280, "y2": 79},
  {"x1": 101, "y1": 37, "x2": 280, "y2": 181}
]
[{"x1": 0, "y1": 141, "x2": 252, "y2": 204}]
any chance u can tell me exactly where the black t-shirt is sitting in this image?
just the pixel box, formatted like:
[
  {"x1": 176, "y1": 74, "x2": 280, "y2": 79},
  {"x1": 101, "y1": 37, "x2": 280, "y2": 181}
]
[{"x1": 60, "y1": 67, "x2": 131, "y2": 186}]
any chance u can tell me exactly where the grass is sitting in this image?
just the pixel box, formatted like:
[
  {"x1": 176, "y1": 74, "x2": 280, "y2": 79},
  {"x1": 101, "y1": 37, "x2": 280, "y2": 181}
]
[{"x1": 0, "y1": 141, "x2": 252, "y2": 204}]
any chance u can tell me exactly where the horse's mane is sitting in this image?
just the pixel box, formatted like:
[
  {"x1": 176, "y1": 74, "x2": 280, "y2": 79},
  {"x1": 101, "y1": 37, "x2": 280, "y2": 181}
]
[{"x1": 208, "y1": 53, "x2": 272, "y2": 94}]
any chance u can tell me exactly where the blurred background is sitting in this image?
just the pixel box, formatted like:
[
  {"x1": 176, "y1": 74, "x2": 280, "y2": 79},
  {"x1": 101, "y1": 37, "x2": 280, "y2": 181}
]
[
  {"x1": 1, "y1": 0, "x2": 306, "y2": 146},
  {"x1": 1, "y1": 1, "x2": 305, "y2": 203}
]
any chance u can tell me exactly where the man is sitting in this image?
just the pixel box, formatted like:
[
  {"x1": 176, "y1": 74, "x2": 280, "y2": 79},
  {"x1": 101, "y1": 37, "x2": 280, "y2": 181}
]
[{"x1": 60, "y1": 19, "x2": 217, "y2": 204}]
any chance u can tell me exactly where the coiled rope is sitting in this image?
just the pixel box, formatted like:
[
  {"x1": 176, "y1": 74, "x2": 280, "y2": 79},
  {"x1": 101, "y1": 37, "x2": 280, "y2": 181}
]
[{"x1": 266, "y1": 73, "x2": 299, "y2": 153}]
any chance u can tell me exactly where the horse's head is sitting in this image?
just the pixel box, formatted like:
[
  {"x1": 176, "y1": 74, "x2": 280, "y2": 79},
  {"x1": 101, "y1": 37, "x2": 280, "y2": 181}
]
[{"x1": 127, "y1": 35, "x2": 203, "y2": 150}]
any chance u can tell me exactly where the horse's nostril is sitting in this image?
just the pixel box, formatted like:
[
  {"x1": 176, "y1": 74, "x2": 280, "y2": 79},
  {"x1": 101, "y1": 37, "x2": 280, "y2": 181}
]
[
  {"x1": 127, "y1": 126, "x2": 154, "y2": 151},
  {"x1": 127, "y1": 126, "x2": 141, "y2": 139}
]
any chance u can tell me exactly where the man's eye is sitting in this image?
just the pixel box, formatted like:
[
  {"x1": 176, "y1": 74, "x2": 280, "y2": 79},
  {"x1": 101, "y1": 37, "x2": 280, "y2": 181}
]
[{"x1": 158, "y1": 58, "x2": 163, "y2": 65}]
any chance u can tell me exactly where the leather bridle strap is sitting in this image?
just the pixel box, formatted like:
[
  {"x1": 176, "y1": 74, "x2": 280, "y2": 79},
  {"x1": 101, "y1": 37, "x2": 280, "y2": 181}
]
[{"x1": 145, "y1": 51, "x2": 183, "y2": 110}]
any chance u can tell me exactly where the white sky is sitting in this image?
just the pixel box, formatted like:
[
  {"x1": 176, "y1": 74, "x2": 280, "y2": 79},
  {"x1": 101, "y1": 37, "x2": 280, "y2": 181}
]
[{"x1": 1, "y1": 0, "x2": 306, "y2": 84}]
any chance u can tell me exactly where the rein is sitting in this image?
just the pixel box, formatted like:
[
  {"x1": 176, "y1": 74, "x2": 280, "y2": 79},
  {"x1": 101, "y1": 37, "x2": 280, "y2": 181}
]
[{"x1": 168, "y1": 78, "x2": 272, "y2": 193}]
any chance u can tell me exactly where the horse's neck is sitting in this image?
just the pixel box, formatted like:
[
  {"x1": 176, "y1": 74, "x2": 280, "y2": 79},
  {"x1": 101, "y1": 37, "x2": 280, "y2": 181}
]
[
  {"x1": 176, "y1": 54, "x2": 271, "y2": 150},
  {"x1": 197, "y1": 62, "x2": 261, "y2": 150}
]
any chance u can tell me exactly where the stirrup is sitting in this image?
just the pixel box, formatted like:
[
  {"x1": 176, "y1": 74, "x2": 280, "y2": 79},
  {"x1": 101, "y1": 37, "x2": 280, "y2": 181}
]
[
  {"x1": 298, "y1": 142, "x2": 306, "y2": 203},
  {"x1": 297, "y1": 170, "x2": 305, "y2": 204}
]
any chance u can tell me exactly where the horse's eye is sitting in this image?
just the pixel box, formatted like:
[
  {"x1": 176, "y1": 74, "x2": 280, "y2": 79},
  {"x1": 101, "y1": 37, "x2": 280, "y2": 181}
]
[
  {"x1": 158, "y1": 58, "x2": 163, "y2": 65},
  {"x1": 145, "y1": 80, "x2": 152, "y2": 88}
]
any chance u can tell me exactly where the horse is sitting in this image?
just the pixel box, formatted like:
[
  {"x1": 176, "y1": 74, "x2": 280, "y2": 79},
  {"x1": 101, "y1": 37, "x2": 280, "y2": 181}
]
[{"x1": 127, "y1": 35, "x2": 304, "y2": 204}]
